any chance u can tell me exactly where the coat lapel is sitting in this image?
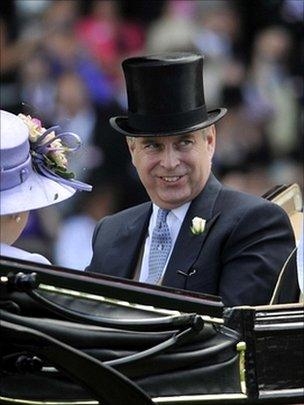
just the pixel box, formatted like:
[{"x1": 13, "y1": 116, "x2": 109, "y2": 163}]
[{"x1": 162, "y1": 174, "x2": 222, "y2": 289}]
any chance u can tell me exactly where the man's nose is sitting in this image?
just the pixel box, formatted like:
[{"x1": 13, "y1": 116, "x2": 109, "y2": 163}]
[{"x1": 160, "y1": 147, "x2": 180, "y2": 169}]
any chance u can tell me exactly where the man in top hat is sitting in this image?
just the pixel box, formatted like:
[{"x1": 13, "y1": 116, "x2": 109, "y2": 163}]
[{"x1": 86, "y1": 53, "x2": 299, "y2": 306}]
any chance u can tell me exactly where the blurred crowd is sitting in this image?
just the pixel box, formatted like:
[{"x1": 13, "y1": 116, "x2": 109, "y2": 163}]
[{"x1": 1, "y1": 0, "x2": 303, "y2": 269}]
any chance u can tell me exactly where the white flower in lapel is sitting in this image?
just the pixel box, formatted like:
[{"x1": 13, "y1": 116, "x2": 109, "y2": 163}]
[{"x1": 190, "y1": 216, "x2": 206, "y2": 235}]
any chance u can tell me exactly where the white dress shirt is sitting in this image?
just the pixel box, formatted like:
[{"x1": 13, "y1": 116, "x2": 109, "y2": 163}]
[{"x1": 139, "y1": 202, "x2": 191, "y2": 283}]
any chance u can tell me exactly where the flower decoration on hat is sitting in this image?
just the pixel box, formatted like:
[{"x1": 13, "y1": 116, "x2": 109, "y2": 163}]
[
  {"x1": 18, "y1": 114, "x2": 92, "y2": 191},
  {"x1": 190, "y1": 216, "x2": 206, "y2": 235}
]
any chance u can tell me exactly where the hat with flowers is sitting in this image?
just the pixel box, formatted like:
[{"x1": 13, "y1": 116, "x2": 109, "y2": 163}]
[{"x1": 0, "y1": 110, "x2": 92, "y2": 215}]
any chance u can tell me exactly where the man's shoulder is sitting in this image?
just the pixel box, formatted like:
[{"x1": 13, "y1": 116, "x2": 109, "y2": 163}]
[
  {"x1": 220, "y1": 185, "x2": 277, "y2": 209},
  {"x1": 218, "y1": 184, "x2": 289, "y2": 221},
  {"x1": 201, "y1": 174, "x2": 281, "y2": 218},
  {"x1": 99, "y1": 201, "x2": 151, "y2": 226}
]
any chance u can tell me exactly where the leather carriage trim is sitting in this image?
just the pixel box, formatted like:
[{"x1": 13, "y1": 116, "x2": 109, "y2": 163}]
[
  {"x1": 154, "y1": 393, "x2": 248, "y2": 403},
  {"x1": 23, "y1": 281, "x2": 207, "y2": 332},
  {"x1": 38, "y1": 283, "x2": 225, "y2": 325},
  {"x1": 0, "y1": 393, "x2": 248, "y2": 404},
  {"x1": 39, "y1": 283, "x2": 181, "y2": 316}
]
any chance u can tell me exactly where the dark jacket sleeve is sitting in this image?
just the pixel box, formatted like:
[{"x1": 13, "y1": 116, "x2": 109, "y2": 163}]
[{"x1": 219, "y1": 202, "x2": 298, "y2": 306}]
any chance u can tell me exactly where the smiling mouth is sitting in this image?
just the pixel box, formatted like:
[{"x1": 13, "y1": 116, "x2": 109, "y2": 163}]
[{"x1": 159, "y1": 175, "x2": 184, "y2": 183}]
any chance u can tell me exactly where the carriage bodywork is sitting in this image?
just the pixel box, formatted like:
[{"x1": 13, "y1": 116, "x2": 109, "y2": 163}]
[{"x1": 0, "y1": 258, "x2": 303, "y2": 405}]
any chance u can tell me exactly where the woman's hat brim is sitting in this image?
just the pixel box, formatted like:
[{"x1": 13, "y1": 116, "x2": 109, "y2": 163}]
[
  {"x1": 0, "y1": 169, "x2": 75, "y2": 215},
  {"x1": 110, "y1": 108, "x2": 227, "y2": 136}
]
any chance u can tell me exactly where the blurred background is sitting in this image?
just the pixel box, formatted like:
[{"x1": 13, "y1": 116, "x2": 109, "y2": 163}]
[{"x1": 1, "y1": 0, "x2": 303, "y2": 269}]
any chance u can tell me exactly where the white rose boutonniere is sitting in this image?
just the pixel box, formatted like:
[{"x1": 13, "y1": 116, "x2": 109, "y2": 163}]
[{"x1": 190, "y1": 217, "x2": 206, "y2": 235}]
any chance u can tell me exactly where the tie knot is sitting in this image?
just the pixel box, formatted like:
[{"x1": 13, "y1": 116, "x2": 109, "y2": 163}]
[{"x1": 156, "y1": 208, "x2": 170, "y2": 228}]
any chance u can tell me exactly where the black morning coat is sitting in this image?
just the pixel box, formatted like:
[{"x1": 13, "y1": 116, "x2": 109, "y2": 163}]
[{"x1": 86, "y1": 174, "x2": 299, "y2": 306}]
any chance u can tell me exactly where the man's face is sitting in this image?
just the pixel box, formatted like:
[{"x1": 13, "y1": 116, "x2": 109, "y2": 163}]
[{"x1": 127, "y1": 127, "x2": 216, "y2": 209}]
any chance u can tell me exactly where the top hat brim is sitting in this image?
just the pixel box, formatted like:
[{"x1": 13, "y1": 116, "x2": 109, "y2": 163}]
[{"x1": 110, "y1": 108, "x2": 227, "y2": 137}]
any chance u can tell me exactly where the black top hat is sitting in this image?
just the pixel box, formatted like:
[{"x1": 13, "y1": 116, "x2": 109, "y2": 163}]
[{"x1": 110, "y1": 53, "x2": 227, "y2": 136}]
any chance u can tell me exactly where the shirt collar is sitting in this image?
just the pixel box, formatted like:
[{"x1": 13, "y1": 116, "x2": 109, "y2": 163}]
[
  {"x1": 171, "y1": 202, "x2": 191, "y2": 222},
  {"x1": 151, "y1": 201, "x2": 191, "y2": 226}
]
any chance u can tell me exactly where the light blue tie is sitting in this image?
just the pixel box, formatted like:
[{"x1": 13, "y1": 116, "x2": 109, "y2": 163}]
[{"x1": 146, "y1": 208, "x2": 172, "y2": 284}]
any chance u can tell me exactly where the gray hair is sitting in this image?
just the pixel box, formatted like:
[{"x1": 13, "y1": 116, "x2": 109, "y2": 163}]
[{"x1": 200, "y1": 127, "x2": 211, "y2": 139}]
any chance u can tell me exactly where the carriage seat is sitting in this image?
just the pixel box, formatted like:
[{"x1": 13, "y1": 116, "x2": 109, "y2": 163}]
[{"x1": 262, "y1": 184, "x2": 303, "y2": 304}]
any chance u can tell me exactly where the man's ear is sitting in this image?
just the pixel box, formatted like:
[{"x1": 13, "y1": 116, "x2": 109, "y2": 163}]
[
  {"x1": 126, "y1": 137, "x2": 136, "y2": 164},
  {"x1": 206, "y1": 125, "x2": 216, "y2": 157}
]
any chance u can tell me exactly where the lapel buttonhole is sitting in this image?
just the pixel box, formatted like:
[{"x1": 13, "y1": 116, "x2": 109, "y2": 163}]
[
  {"x1": 177, "y1": 270, "x2": 188, "y2": 277},
  {"x1": 177, "y1": 269, "x2": 197, "y2": 278}
]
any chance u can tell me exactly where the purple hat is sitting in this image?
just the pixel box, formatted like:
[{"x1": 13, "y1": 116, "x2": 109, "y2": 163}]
[{"x1": 0, "y1": 110, "x2": 92, "y2": 216}]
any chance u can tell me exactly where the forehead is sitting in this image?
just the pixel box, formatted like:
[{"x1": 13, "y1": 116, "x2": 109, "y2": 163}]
[{"x1": 136, "y1": 130, "x2": 202, "y2": 144}]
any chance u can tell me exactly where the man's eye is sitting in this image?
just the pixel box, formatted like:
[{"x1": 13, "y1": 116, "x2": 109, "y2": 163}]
[
  {"x1": 144, "y1": 143, "x2": 159, "y2": 150},
  {"x1": 179, "y1": 139, "x2": 193, "y2": 147}
]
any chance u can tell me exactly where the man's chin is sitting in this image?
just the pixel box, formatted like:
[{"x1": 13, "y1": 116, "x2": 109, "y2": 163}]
[{"x1": 155, "y1": 192, "x2": 191, "y2": 209}]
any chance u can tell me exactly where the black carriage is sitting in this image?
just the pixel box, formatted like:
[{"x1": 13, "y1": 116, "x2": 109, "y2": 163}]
[{"x1": 0, "y1": 257, "x2": 303, "y2": 405}]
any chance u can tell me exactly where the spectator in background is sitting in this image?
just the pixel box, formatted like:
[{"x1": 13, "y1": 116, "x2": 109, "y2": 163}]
[
  {"x1": 43, "y1": 24, "x2": 114, "y2": 106},
  {"x1": 20, "y1": 53, "x2": 57, "y2": 124},
  {"x1": 55, "y1": 180, "x2": 120, "y2": 270},
  {"x1": 245, "y1": 26, "x2": 297, "y2": 159},
  {"x1": 0, "y1": 11, "x2": 41, "y2": 113},
  {"x1": 146, "y1": 0, "x2": 242, "y2": 109},
  {"x1": 55, "y1": 72, "x2": 100, "y2": 182},
  {"x1": 193, "y1": 0, "x2": 241, "y2": 108},
  {"x1": 75, "y1": 0, "x2": 144, "y2": 83},
  {"x1": 145, "y1": 0, "x2": 197, "y2": 53},
  {"x1": 194, "y1": 0, "x2": 239, "y2": 59},
  {"x1": 41, "y1": 0, "x2": 79, "y2": 31},
  {"x1": 214, "y1": 59, "x2": 269, "y2": 178}
]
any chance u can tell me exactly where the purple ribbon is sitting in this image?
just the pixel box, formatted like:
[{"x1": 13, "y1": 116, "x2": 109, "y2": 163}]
[{"x1": 0, "y1": 155, "x2": 32, "y2": 191}]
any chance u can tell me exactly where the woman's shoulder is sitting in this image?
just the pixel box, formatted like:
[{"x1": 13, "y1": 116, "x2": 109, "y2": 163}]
[{"x1": 0, "y1": 243, "x2": 51, "y2": 265}]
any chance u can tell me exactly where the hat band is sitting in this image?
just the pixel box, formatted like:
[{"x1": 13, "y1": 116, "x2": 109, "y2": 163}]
[
  {"x1": 0, "y1": 154, "x2": 32, "y2": 191},
  {"x1": 128, "y1": 105, "x2": 208, "y2": 133}
]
